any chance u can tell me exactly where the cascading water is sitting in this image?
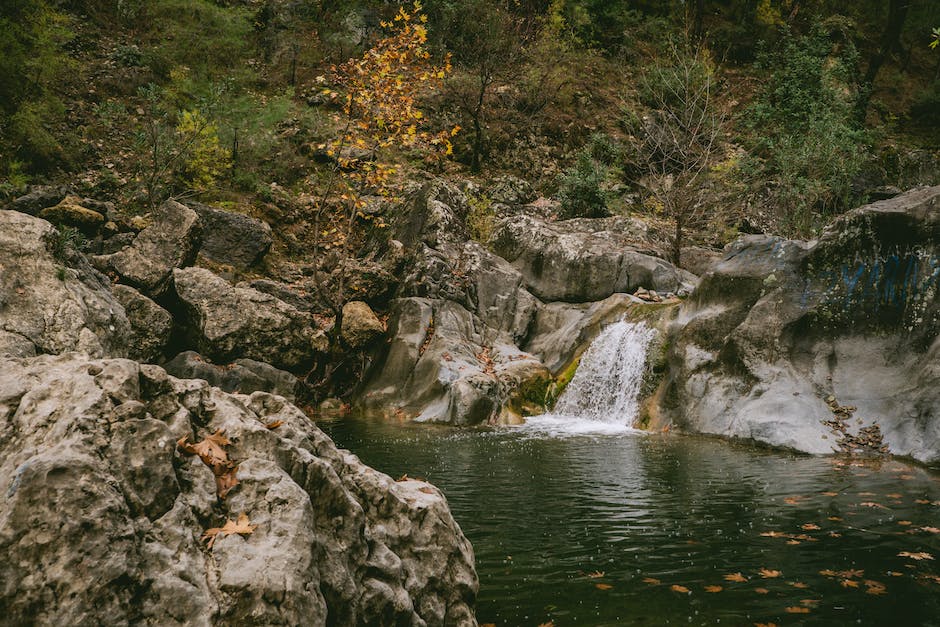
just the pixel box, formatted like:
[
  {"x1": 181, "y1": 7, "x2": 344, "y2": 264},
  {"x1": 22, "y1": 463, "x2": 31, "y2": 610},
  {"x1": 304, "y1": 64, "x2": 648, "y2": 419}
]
[{"x1": 521, "y1": 320, "x2": 656, "y2": 435}]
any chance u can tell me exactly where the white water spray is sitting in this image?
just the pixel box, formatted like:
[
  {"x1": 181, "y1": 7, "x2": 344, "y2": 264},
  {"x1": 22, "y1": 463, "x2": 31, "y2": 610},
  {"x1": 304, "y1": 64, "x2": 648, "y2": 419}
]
[{"x1": 521, "y1": 320, "x2": 656, "y2": 435}]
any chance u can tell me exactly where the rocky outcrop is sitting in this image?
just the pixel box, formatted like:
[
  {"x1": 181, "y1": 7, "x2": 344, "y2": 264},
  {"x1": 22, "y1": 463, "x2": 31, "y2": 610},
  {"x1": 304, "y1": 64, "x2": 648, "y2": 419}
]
[
  {"x1": 187, "y1": 202, "x2": 273, "y2": 270},
  {"x1": 341, "y1": 301, "x2": 385, "y2": 349},
  {"x1": 164, "y1": 351, "x2": 299, "y2": 402},
  {"x1": 112, "y1": 285, "x2": 173, "y2": 362},
  {"x1": 0, "y1": 352, "x2": 477, "y2": 625},
  {"x1": 173, "y1": 267, "x2": 326, "y2": 371},
  {"x1": 491, "y1": 214, "x2": 693, "y2": 303},
  {"x1": 38, "y1": 195, "x2": 105, "y2": 234},
  {"x1": 359, "y1": 297, "x2": 550, "y2": 425},
  {"x1": 6, "y1": 185, "x2": 70, "y2": 215},
  {"x1": 0, "y1": 210, "x2": 132, "y2": 358},
  {"x1": 97, "y1": 200, "x2": 202, "y2": 296},
  {"x1": 653, "y1": 186, "x2": 940, "y2": 463}
]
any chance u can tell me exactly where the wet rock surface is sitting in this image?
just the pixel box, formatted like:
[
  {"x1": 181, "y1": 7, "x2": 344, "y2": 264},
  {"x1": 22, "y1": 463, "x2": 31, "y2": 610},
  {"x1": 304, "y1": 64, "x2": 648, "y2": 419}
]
[
  {"x1": 653, "y1": 186, "x2": 940, "y2": 462},
  {"x1": 0, "y1": 353, "x2": 478, "y2": 626}
]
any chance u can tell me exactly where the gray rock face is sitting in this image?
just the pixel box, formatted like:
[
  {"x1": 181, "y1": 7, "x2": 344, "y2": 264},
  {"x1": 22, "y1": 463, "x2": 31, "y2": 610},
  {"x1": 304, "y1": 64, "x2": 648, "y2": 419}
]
[
  {"x1": 359, "y1": 297, "x2": 550, "y2": 425},
  {"x1": 491, "y1": 214, "x2": 691, "y2": 302},
  {"x1": 164, "y1": 351, "x2": 299, "y2": 401},
  {"x1": 6, "y1": 185, "x2": 70, "y2": 215},
  {"x1": 655, "y1": 186, "x2": 940, "y2": 462},
  {"x1": 173, "y1": 267, "x2": 326, "y2": 371},
  {"x1": 112, "y1": 284, "x2": 173, "y2": 362},
  {"x1": 0, "y1": 210, "x2": 132, "y2": 357},
  {"x1": 0, "y1": 353, "x2": 477, "y2": 626},
  {"x1": 99, "y1": 200, "x2": 202, "y2": 296},
  {"x1": 187, "y1": 202, "x2": 273, "y2": 270},
  {"x1": 341, "y1": 300, "x2": 385, "y2": 349}
]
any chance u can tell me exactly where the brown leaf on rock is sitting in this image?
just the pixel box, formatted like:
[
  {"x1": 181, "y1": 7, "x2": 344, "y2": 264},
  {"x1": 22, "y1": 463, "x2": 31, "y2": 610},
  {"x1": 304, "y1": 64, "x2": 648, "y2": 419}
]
[
  {"x1": 202, "y1": 513, "x2": 257, "y2": 549},
  {"x1": 216, "y1": 467, "x2": 240, "y2": 499},
  {"x1": 265, "y1": 420, "x2": 284, "y2": 429},
  {"x1": 178, "y1": 430, "x2": 231, "y2": 467}
]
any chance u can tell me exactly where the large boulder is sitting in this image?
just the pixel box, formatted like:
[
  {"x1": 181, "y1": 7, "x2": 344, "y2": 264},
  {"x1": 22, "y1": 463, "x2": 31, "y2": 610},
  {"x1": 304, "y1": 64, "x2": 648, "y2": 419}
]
[
  {"x1": 98, "y1": 200, "x2": 202, "y2": 296},
  {"x1": 491, "y1": 214, "x2": 693, "y2": 302},
  {"x1": 653, "y1": 186, "x2": 940, "y2": 462},
  {"x1": 164, "y1": 351, "x2": 299, "y2": 402},
  {"x1": 6, "y1": 185, "x2": 70, "y2": 215},
  {"x1": 173, "y1": 267, "x2": 326, "y2": 371},
  {"x1": 341, "y1": 301, "x2": 385, "y2": 349},
  {"x1": 359, "y1": 297, "x2": 550, "y2": 425},
  {"x1": 112, "y1": 285, "x2": 173, "y2": 362},
  {"x1": 0, "y1": 211, "x2": 132, "y2": 357},
  {"x1": 38, "y1": 195, "x2": 105, "y2": 234},
  {"x1": 187, "y1": 202, "x2": 273, "y2": 270},
  {"x1": 0, "y1": 352, "x2": 477, "y2": 625}
]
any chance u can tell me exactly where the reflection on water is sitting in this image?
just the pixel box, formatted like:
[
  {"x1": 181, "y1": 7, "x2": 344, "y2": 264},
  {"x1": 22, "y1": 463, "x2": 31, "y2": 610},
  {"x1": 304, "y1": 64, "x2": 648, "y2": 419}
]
[{"x1": 321, "y1": 418, "x2": 940, "y2": 626}]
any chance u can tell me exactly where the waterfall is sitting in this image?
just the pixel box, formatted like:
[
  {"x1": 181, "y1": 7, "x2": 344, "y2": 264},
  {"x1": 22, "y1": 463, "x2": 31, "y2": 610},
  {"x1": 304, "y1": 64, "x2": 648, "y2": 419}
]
[
  {"x1": 555, "y1": 321, "x2": 656, "y2": 423},
  {"x1": 520, "y1": 320, "x2": 655, "y2": 435}
]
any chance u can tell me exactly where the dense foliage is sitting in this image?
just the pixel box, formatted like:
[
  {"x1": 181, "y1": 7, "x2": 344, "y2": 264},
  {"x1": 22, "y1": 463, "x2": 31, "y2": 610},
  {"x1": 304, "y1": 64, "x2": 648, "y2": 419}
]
[{"x1": 1, "y1": 0, "x2": 938, "y2": 238}]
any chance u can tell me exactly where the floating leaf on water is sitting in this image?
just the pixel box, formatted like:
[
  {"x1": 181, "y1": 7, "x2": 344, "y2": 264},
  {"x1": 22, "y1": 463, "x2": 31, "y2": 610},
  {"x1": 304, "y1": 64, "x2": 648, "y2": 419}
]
[
  {"x1": 801, "y1": 523, "x2": 820, "y2": 531},
  {"x1": 754, "y1": 587, "x2": 769, "y2": 594},
  {"x1": 586, "y1": 570, "x2": 605, "y2": 579},
  {"x1": 783, "y1": 496, "x2": 803, "y2": 505},
  {"x1": 754, "y1": 623, "x2": 778, "y2": 627},
  {"x1": 704, "y1": 585, "x2": 723, "y2": 593},
  {"x1": 759, "y1": 568, "x2": 782, "y2": 578},
  {"x1": 828, "y1": 516, "x2": 843, "y2": 521},
  {"x1": 595, "y1": 583, "x2": 613, "y2": 591},
  {"x1": 886, "y1": 493, "x2": 903, "y2": 499},
  {"x1": 670, "y1": 584, "x2": 690, "y2": 594},
  {"x1": 785, "y1": 606, "x2": 811, "y2": 614},
  {"x1": 725, "y1": 572, "x2": 748, "y2": 582},
  {"x1": 921, "y1": 527, "x2": 940, "y2": 534},
  {"x1": 786, "y1": 539, "x2": 801, "y2": 545},
  {"x1": 642, "y1": 577, "x2": 661, "y2": 585},
  {"x1": 860, "y1": 502, "x2": 887, "y2": 509},
  {"x1": 821, "y1": 491, "x2": 839, "y2": 497},
  {"x1": 790, "y1": 581, "x2": 809, "y2": 589},
  {"x1": 898, "y1": 520, "x2": 913, "y2": 526},
  {"x1": 841, "y1": 579, "x2": 860, "y2": 588},
  {"x1": 800, "y1": 599, "x2": 820, "y2": 606},
  {"x1": 898, "y1": 551, "x2": 934, "y2": 560}
]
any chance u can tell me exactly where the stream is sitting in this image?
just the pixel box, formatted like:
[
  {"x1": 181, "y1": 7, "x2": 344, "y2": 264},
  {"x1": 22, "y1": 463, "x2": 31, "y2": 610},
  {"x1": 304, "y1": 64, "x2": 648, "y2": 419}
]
[{"x1": 323, "y1": 321, "x2": 940, "y2": 626}]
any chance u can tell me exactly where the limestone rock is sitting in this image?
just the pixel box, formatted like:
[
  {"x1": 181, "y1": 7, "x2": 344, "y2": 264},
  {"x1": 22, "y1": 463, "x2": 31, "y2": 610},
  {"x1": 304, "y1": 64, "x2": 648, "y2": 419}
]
[
  {"x1": 0, "y1": 352, "x2": 477, "y2": 625},
  {"x1": 0, "y1": 210, "x2": 132, "y2": 357},
  {"x1": 6, "y1": 185, "x2": 70, "y2": 215},
  {"x1": 491, "y1": 213, "x2": 692, "y2": 302},
  {"x1": 359, "y1": 297, "x2": 548, "y2": 425},
  {"x1": 112, "y1": 284, "x2": 173, "y2": 362},
  {"x1": 187, "y1": 202, "x2": 273, "y2": 270},
  {"x1": 341, "y1": 300, "x2": 385, "y2": 349},
  {"x1": 38, "y1": 195, "x2": 105, "y2": 234},
  {"x1": 164, "y1": 351, "x2": 298, "y2": 401},
  {"x1": 99, "y1": 200, "x2": 202, "y2": 296},
  {"x1": 173, "y1": 267, "x2": 326, "y2": 371},
  {"x1": 654, "y1": 186, "x2": 940, "y2": 463}
]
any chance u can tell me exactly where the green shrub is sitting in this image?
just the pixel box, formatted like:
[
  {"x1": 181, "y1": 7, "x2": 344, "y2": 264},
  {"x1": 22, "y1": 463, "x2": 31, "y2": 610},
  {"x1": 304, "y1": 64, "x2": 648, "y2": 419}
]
[
  {"x1": 744, "y1": 22, "x2": 869, "y2": 234},
  {"x1": 467, "y1": 194, "x2": 496, "y2": 243},
  {"x1": 556, "y1": 150, "x2": 610, "y2": 219}
]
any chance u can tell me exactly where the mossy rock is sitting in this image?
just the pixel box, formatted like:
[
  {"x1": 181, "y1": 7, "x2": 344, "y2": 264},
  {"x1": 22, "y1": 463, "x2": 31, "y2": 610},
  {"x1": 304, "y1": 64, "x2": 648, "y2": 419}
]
[{"x1": 39, "y1": 196, "x2": 105, "y2": 234}]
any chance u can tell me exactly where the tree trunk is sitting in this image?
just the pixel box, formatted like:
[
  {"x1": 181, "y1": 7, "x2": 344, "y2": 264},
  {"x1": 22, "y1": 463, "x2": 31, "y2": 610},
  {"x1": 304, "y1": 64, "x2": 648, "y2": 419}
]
[{"x1": 857, "y1": 0, "x2": 911, "y2": 120}]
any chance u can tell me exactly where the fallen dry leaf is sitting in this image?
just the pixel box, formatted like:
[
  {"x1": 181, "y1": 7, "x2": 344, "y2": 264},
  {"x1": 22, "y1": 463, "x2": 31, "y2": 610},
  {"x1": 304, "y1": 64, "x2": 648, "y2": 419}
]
[
  {"x1": 821, "y1": 491, "x2": 839, "y2": 497},
  {"x1": 860, "y1": 501, "x2": 887, "y2": 509},
  {"x1": 886, "y1": 493, "x2": 903, "y2": 499},
  {"x1": 704, "y1": 585, "x2": 723, "y2": 593},
  {"x1": 898, "y1": 551, "x2": 934, "y2": 560},
  {"x1": 178, "y1": 430, "x2": 231, "y2": 467},
  {"x1": 670, "y1": 584, "x2": 690, "y2": 594},
  {"x1": 840, "y1": 579, "x2": 860, "y2": 588},
  {"x1": 754, "y1": 623, "x2": 777, "y2": 627},
  {"x1": 754, "y1": 587, "x2": 769, "y2": 594},
  {"x1": 203, "y1": 512, "x2": 257, "y2": 549},
  {"x1": 538, "y1": 623, "x2": 554, "y2": 627},
  {"x1": 921, "y1": 526, "x2": 940, "y2": 534},
  {"x1": 785, "y1": 606, "x2": 811, "y2": 614},
  {"x1": 783, "y1": 496, "x2": 803, "y2": 505},
  {"x1": 898, "y1": 520, "x2": 913, "y2": 526},
  {"x1": 216, "y1": 467, "x2": 239, "y2": 499},
  {"x1": 586, "y1": 570, "x2": 605, "y2": 578},
  {"x1": 790, "y1": 581, "x2": 809, "y2": 589},
  {"x1": 786, "y1": 539, "x2": 801, "y2": 545},
  {"x1": 725, "y1": 572, "x2": 748, "y2": 582},
  {"x1": 642, "y1": 577, "x2": 661, "y2": 585},
  {"x1": 265, "y1": 420, "x2": 284, "y2": 429},
  {"x1": 759, "y1": 568, "x2": 782, "y2": 578},
  {"x1": 595, "y1": 583, "x2": 613, "y2": 591},
  {"x1": 801, "y1": 523, "x2": 820, "y2": 531},
  {"x1": 828, "y1": 516, "x2": 843, "y2": 522}
]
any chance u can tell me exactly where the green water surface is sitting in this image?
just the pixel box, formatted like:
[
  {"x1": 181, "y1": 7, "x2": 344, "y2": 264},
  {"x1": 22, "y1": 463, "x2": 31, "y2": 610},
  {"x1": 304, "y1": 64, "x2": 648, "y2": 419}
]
[{"x1": 320, "y1": 417, "x2": 940, "y2": 626}]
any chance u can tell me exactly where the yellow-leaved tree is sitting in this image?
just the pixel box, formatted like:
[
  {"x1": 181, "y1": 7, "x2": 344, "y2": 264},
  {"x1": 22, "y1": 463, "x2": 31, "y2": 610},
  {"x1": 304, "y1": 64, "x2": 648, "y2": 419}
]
[{"x1": 310, "y1": 1, "x2": 457, "y2": 379}]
